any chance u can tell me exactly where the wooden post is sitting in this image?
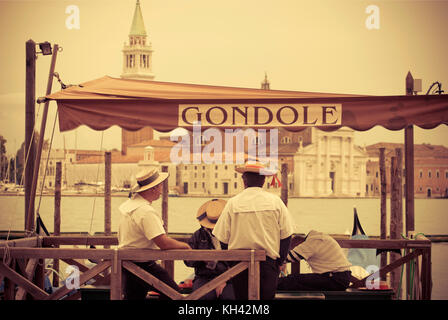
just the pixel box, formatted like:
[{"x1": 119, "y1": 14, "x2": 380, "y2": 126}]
[
  {"x1": 110, "y1": 249, "x2": 122, "y2": 300},
  {"x1": 4, "y1": 260, "x2": 16, "y2": 300},
  {"x1": 25, "y1": 39, "x2": 36, "y2": 231},
  {"x1": 281, "y1": 163, "x2": 288, "y2": 206},
  {"x1": 379, "y1": 148, "x2": 387, "y2": 280},
  {"x1": 161, "y1": 165, "x2": 174, "y2": 277},
  {"x1": 390, "y1": 149, "x2": 403, "y2": 298},
  {"x1": 248, "y1": 250, "x2": 260, "y2": 300},
  {"x1": 25, "y1": 43, "x2": 59, "y2": 234},
  {"x1": 53, "y1": 161, "x2": 61, "y2": 287},
  {"x1": 421, "y1": 246, "x2": 432, "y2": 300},
  {"x1": 162, "y1": 165, "x2": 169, "y2": 230},
  {"x1": 405, "y1": 71, "x2": 415, "y2": 236},
  {"x1": 104, "y1": 152, "x2": 111, "y2": 239},
  {"x1": 405, "y1": 71, "x2": 416, "y2": 300}
]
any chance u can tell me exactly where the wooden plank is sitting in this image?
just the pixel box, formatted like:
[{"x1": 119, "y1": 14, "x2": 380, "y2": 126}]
[
  {"x1": 336, "y1": 239, "x2": 430, "y2": 249},
  {"x1": 46, "y1": 260, "x2": 111, "y2": 300},
  {"x1": 61, "y1": 291, "x2": 81, "y2": 301},
  {"x1": 118, "y1": 249, "x2": 266, "y2": 261},
  {"x1": 248, "y1": 250, "x2": 260, "y2": 300},
  {"x1": 15, "y1": 259, "x2": 38, "y2": 300},
  {"x1": 0, "y1": 247, "x2": 115, "y2": 260},
  {"x1": 0, "y1": 237, "x2": 38, "y2": 248},
  {"x1": 186, "y1": 262, "x2": 249, "y2": 300},
  {"x1": 61, "y1": 258, "x2": 109, "y2": 284},
  {"x1": 42, "y1": 236, "x2": 118, "y2": 246},
  {"x1": 3, "y1": 260, "x2": 16, "y2": 300},
  {"x1": 122, "y1": 261, "x2": 183, "y2": 300},
  {"x1": 110, "y1": 249, "x2": 122, "y2": 300},
  {"x1": 0, "y1": 261, "x2": 49, "y2": 299},
  {"x1": 352, "y1": 249, "x2": 422, "y2": 288}
]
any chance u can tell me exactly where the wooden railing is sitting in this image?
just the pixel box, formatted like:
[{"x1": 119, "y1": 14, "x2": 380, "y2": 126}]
[
  {"x1": 0, "y1": 235, "x2": 432, "y2": 300},
  {"x1": 0, "y1": 236, "x2": 265, "y2": 300},
  {"x1": 289, "y1": 237, "x2": 432, "y2": 300}
]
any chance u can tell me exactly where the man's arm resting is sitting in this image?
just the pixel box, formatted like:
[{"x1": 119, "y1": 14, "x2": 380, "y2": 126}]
[
  {"x1": 153, "y1": 234, "x2": 191, "y2": 250},
  {"x1": 278, "y1": 236, "x2": 291, "y2": 265}
]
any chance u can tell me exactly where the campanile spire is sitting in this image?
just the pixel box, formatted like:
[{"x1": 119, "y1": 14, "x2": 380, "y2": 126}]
[{"x1": 121, "y1": 0, "x2": 154, "y2": 80}]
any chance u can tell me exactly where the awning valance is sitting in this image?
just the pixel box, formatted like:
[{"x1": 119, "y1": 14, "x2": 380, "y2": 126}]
[{"x1": 46, "y1": 76, "x2": 448, "y2": 132}]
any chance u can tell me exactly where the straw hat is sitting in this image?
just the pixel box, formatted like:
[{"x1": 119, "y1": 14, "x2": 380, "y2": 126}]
[
  {"x1": 234, "y1": 161, "x2": 277, "y2": 176},
  {"x1": 131, "y1": 167, "x2": 169, "y2": 193},
  {"x1": 196, "y1": 199, "x2": 227, "y2": 229}
]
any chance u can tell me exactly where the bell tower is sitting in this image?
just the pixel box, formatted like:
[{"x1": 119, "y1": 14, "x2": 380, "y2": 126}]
[
  {"x1": 121, "y1": 0, "x2": 154, "y2": 155},
  {"x1": 121, "y1": 0, "x2": 155, "y2": 80}
]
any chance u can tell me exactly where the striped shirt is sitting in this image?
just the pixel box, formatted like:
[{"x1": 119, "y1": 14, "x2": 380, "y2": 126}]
[{"x1": 287, "y1": 230, "x2": 352, "y2": 274}]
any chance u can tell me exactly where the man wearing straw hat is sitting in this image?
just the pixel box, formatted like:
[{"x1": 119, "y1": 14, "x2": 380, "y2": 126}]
[
  {"x1": 118, "y1": 167, "x2": 191, "y2": 300},
  {"x1": 184, "y1": 199, "x2": 235, "y2": 300},
  {"x1": 213, "y1": 161, "x2": 294, "y2": 300}
]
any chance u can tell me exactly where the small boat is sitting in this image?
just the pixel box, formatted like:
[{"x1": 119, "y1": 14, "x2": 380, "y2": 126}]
[{"x1": 346, "y1": 207, "x2": 380, "y2": 270}]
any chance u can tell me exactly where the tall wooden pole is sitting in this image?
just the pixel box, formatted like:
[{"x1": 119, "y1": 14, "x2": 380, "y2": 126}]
[
  {"x1": 25, "y1": 40, "x2": 36, "y2": 231},
  {"x1": 53, "y1": 161, "x2": 61, "y2": 287},
  {"x1": 25, "y1": 43, "x2": 59, "y2": 233},
  {"x1": 161, "y1": 165, "x2": 173, "y2": 277},
  {"x1": 281, "y1": 163, "x2": 288, "y2": 206},
  {"x1": 390, "y1": 149, "x2": 403, "y2": 298},
  {"x1": 379, "y1": 148, "x2": 387, "y2": 280},
  {"x1": 104, "y1": 152, "x2": 111, "y2": 238},
  {"x1": 405, "y1": 71, "x2": 415, "y2": 236}
]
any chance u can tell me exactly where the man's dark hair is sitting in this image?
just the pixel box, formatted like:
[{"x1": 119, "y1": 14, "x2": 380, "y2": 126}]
[{"x1": 242, "y1": 172, "x2": 266, "y2": 188}]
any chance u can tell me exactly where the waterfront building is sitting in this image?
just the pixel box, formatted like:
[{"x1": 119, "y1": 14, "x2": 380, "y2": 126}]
[
  {"x1": 366, "y1": 143, "x2": 448, "y2": 198},
  {"x1": 277, "y1": 127, "x2": 368, "y2": 197}
]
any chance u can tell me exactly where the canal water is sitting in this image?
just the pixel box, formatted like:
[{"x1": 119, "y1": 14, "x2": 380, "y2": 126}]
[{"x1": 1, "y1": 195, "x2": 447, "y2": 299}]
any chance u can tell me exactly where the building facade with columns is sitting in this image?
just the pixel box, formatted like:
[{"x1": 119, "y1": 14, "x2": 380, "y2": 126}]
[{"x1": 292, "y1": 128, "x2": 367, "y2": 197}]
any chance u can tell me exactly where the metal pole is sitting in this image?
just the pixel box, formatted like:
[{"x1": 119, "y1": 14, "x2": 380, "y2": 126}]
[{"x1": 25, "y1": 43, "x2": 59, "y2": 234}]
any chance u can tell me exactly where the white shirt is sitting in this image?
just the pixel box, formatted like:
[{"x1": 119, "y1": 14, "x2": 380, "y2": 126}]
[
  {"x1": 118, "y1": 193, "x2": 165, "y2": 249},
  {"x1": 213, "y1": 187, "x2": 294, "y2": 260},
  {"x1": 287, "y1": 230, "x2": 352, "y2": 274}
]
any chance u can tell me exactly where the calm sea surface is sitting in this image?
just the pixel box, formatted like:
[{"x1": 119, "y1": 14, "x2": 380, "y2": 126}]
[{"x1": 1, "y1": 195, "x2": 447, "y2": 299}]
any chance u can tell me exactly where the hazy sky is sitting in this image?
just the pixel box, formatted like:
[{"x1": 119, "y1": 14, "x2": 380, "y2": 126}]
[{"x1": 1, "y1": 0, "x2": 447, "y2": 156}]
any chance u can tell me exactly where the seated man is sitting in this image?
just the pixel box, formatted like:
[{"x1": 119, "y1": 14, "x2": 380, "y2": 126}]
[
  {"x1": 184, "y1": 199, "x2": 234, "y2": 300},
  {"x1": 277, "y1": 230, "x2": 352, "y2": 291},
  {"x1": 118, "y1": 168, "x2": 191, "y2": 300}
]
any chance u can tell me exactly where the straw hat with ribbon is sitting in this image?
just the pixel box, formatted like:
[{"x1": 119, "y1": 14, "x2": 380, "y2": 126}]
[
  {"x1": 131, "y1": 167, "x2": 169, "y2": 194},
  {"x1": 234, "y1": 161, "x2": 282, "y2": 187},
  {"x1": 196, "y1": 199, "x2": 227, "y2": 229}
]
